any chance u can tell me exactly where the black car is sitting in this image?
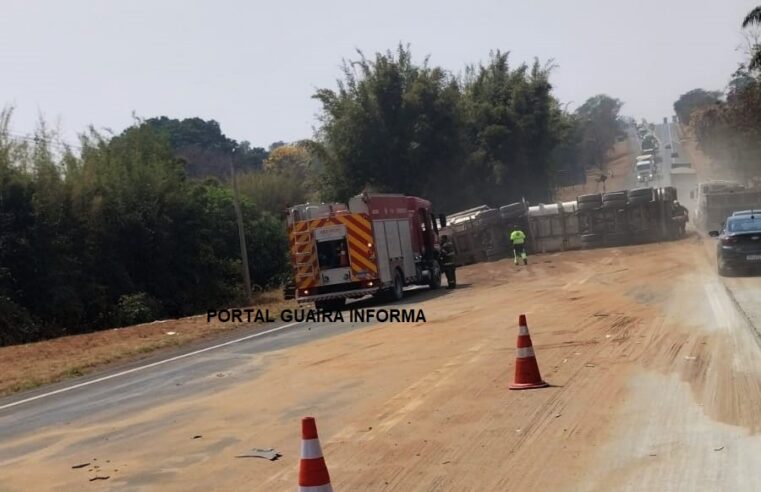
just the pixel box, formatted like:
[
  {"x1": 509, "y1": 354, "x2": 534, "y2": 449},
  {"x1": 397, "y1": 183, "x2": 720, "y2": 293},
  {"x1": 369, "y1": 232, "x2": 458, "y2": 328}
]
[{"x1": 709, "y1": 213, "x2": 761, "y2": 275}]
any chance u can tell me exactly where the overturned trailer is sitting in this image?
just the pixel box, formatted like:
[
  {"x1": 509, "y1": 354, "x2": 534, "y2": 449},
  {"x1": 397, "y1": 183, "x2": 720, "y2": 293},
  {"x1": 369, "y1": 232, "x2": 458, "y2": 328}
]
[{"x1": 441, "y1": 186, "x2": 683, "y2": 265}]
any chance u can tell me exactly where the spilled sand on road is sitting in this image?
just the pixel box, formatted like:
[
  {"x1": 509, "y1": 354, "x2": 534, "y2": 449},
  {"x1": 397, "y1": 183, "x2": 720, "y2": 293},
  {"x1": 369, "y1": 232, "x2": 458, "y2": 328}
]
[{"x1": 3, "y1": 239, "x2": 761, "y2": 491}]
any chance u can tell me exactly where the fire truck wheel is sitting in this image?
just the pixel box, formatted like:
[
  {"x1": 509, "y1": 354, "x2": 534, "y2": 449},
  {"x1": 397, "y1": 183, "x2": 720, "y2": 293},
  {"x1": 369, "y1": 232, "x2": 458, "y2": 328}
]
[
  {"x1": 390, "y1": 270, "x2": 404, "y2": 301},
  {"x1": 429, "y1": 261, "x2": 442, "y2": 290}
]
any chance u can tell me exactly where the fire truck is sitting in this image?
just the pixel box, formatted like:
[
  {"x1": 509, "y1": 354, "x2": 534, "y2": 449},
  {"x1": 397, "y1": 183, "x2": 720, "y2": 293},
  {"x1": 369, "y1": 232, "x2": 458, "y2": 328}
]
[{"x1": 285, "y1": 193, "x2": 445, "y2": 310}]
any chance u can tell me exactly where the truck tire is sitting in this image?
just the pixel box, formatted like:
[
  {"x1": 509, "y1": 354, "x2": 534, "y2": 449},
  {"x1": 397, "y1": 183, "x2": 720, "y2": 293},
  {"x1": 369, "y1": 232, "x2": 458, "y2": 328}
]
[
  {"x1": 577, "y1": 201, "x2": 599, "y2": 212},
  {"x1": 601, "y1": 199, "x2": 627, "y2": 210},
  {"x1": 390, "y1": 270, "x2": 404, "y2": 301},
  {"x1": 603, "y1": 191, "x2": 628, "y2": 201},
  {"x1": 629, "y1": 187, "x2": 654, "y2": 198},
  {"x1": 627, "y1": 195, "x2": 651, "y2": 206},
  {"x1": 429, "y1": 261, "x2": 442, "y2": 290},
  {"x1": 578, "y1": 193, "x2": 602, "y2": 203},
  {"x1": 499, "y1": 202, "x2": 526, "y2": 219},
  {"x1": 315, "y1": 298, "x2": 346, "y2": 312}
]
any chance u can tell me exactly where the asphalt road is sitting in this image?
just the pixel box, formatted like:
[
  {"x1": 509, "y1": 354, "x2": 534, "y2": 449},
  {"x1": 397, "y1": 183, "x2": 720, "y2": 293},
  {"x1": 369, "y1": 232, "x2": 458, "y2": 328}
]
[{"x1": 0, "y1": 286, "x2": 444, "y2": 448}]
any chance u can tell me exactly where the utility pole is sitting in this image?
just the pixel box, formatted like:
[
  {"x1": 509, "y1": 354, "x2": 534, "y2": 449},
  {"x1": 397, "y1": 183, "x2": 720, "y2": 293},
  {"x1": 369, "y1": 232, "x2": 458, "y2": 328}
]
[{"x1": 230, "y1": 154, "x2": 252, "y2": 300}]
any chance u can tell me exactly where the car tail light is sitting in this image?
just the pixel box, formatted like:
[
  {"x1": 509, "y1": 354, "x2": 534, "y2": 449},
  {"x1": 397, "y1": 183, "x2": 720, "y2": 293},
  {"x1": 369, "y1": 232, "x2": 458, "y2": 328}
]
[{"x1": 722, "y1": 237, "x2": 738, "y2": 245}]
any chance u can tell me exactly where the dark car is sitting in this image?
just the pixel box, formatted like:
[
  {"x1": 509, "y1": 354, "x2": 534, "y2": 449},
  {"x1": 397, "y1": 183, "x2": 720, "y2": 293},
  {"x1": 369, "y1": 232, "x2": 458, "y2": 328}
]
[{"x1": 709, "y1": 213, "x2": 761, "y2": 275}]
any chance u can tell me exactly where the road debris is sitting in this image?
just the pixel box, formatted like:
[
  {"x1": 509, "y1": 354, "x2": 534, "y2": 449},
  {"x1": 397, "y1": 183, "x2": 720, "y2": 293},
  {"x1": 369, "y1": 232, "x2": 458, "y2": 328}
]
[
  {"x1": 71, "y1": 463, "x2": 90, "y2": 469},
  {"x1": 165, "y1": 331, "x2": 177, "y2": 336},
  {"x1": 235, "y1": 448, "x2": 281, "y2": 461},
  {"x1": 714, "y1": 446, "x2": 725, "y2": 452},
  {"x1": 192, "y1": 435, "x2": 203, "y2": 439},
  {"x1": 684, "y1": 356, "x2": 697, "y2": 361},
  {"x1": 585, "y1": 363, "x2": 596, "y2": 368},
  {"x1": 88, "y1": 476, "x2": 110, "y2": 481}
]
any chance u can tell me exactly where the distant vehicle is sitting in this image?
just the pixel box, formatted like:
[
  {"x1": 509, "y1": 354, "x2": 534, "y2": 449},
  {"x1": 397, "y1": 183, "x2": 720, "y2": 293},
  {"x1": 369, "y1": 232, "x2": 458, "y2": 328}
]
[
  {"x1": 635, "y1": 161, "x2": 655, "y2": 183},
  {"x1": 665, "y1": 143, "x2": 672, "y2": 149},
  {"x1": 709, "y1": 213, "x2": 761, "y2": 275},
  {"x1": 641, "y1": 134, "x2": 659, "y2": 152},
  {"x1": 636, "y1": 154, "x2": 654, "y2": 162},
  {"x1": 693, "y1": 180, "x2": 761, "y2": 232}
]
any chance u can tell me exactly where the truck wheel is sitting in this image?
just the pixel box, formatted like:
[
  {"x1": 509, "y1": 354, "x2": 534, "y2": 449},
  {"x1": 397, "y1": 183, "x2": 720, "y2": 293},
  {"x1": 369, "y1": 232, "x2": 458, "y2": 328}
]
[
  {"x1": 429, "y1": 261, "x2": 442, "y2": 290},
  {"x1": 315, "y1": 298, "x2": 346, "y2": 311},
  {"x1": 390, "y1": 270, "x2": 404, "y2": 301}
]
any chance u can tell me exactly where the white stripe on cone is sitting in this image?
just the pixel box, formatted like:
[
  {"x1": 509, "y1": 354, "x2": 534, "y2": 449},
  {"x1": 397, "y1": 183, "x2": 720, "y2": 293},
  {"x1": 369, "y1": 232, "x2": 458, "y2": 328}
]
[
  {"x1": 517, "y1": 346, "x2": 535, "y2": 358},
  {"x1": 519, "y1": 325, "x2": 529, "y2": 335},
  {"x1": 299, "y1": 484, "x2": 334, "y2": 492},
  {"x1": 301, "y1": 438, "x2": 324, "y2": 460}
]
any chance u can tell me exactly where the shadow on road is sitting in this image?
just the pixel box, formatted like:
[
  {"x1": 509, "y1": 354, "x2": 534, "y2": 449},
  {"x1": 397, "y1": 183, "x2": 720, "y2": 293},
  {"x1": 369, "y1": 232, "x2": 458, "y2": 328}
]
[{"x1": 343, "y1": 283, "x2": 461, "y2": 311}]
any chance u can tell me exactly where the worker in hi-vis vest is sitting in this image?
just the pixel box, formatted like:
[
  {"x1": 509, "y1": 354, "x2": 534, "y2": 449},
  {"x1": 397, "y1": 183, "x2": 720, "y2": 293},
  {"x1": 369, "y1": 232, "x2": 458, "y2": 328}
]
[{"x1": 510, "y1": 225, "x2": 528, "y2": 266}]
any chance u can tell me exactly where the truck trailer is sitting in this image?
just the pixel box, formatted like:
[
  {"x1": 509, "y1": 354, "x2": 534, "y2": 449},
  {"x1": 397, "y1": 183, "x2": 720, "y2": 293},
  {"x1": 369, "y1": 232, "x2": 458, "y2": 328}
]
[
  {"x1": 286, "y1": 193, "x2": 444, "y2": 310},
  {"x1": 693, "y1": 181, "x2": 761, "y2": 232}
]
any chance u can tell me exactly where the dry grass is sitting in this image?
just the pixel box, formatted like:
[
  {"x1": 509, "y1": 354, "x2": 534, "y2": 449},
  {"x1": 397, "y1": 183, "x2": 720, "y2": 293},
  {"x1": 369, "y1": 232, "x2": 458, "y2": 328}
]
[{"x1": 0, "y1": 291, "x2": 298, "y2": 397}]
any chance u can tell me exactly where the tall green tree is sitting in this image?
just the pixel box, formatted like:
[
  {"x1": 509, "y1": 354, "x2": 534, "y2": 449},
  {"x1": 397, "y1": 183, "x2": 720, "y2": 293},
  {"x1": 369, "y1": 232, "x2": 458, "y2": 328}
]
[
  {"x1": 574, "y1": 95, "x2": 624, "y2": 170},
  {"x1": 144, "y1": 116, "x2": 268, "y2": 178},
  {"x1": 460, "y1": 52, "x2": 561, "y2": 204},
  {"x1": 313, "y1": 45, "x2": 463, "y2": 210},
  {"x1": 673, "y1": 89, "x2": 722, "y2": 125},
  {"x1": 743, "y1": 5, "x2": 761, "y2": 70}
]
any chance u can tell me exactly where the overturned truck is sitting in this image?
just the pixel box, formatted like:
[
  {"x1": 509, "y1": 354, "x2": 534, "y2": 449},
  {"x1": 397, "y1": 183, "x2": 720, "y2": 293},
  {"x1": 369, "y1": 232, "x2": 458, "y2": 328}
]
[{"x1": 441, "y1": 186, "x2": 682, "y2": 265}]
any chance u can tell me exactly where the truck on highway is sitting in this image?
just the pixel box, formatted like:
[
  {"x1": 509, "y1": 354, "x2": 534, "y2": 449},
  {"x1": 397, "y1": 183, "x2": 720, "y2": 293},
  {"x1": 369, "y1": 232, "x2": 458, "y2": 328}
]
[
  {"x1": 693, "y1": 181, "x2": 761, "y2": 232},
  {"x1": 286, "y1": 193, "x2": 445, "y2": 310},
  {"x1": 635, "y1": 160, "x2": 655, "y2": 183}
]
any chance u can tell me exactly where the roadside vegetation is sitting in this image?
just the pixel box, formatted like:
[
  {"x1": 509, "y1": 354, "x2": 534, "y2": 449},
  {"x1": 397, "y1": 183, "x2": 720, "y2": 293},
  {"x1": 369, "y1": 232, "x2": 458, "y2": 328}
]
[
  {"x1": 672, "y1": 5, "x2": 761, "y2": 183},
  {"x1": 1, "y1": 46, "x2": 624, "y2": 347}
]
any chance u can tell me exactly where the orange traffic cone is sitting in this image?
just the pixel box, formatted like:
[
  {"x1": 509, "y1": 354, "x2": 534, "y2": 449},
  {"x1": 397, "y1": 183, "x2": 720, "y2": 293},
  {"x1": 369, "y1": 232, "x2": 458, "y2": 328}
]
[
  {"x1": 509, "y1": 314, "x2": 549, "y2": 390},
  {"x1": 298, "y1": 417, "x2": 333, "y2": 491}
]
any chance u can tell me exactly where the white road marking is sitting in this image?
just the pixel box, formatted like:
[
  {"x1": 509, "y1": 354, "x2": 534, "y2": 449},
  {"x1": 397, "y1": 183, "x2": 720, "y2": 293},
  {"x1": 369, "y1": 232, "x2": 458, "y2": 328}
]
[{"x1": 0, "y1": 321, "x2": 301, "y2": 411}]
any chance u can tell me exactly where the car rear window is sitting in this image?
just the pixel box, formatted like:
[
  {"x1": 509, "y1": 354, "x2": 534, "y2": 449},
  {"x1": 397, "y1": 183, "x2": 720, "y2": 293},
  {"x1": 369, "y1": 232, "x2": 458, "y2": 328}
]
[{"x1": 727, "y1": 217, "x2": 761, "y2": 233}]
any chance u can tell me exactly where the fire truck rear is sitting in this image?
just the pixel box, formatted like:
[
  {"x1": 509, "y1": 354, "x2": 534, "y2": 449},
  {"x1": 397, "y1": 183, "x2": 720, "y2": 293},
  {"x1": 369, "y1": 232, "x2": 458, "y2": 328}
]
[{"x1": 286, "y1": 193, "x2": 445, "y2": 310}]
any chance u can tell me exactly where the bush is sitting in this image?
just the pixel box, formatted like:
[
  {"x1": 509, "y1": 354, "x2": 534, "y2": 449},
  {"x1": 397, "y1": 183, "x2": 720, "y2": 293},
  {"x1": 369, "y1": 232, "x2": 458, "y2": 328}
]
[
  {"x1": 114, "y1": 292, "x2": 163, "y2": 326},
  {"x1": 0, "y1": 297, "x2": 40, "y2": 346}
]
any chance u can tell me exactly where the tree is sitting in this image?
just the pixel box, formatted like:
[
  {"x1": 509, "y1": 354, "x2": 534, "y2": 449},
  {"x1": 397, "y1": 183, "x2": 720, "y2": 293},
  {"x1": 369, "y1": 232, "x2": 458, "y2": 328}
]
[
  {"x1": 690, "y1": 78, "x2": 761, "y2": 182},
  {"x1": 459, "y1": 52, "x2": 562, "y2": 204},
  {"x1": 313, "y1": 44, "x2": 463, "y2": 209},
  {"x1": 673, "y1": 89, "x2": 722, "y2": 125},
  {"x1": 0, "y1": 111, "x2": 290, "y2": 346},
  {"x1": 143, "y1": 116, "x2": 268, "y2": 178},
  {"x1": 742, "y1": 5, "x2": 761, "y2": 70},
  {"x1": 574, "y1": 95, "x2": 624, "y2": 170},
  {"x1": 263, "y1": 144, "x2": 311, "y2": 178}
]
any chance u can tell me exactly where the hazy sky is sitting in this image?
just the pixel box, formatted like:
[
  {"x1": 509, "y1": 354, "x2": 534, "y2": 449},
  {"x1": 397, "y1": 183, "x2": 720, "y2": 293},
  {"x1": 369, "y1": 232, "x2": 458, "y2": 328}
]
[{"x1": 2, "y1": 0, "x2": 758, "y2": 148}]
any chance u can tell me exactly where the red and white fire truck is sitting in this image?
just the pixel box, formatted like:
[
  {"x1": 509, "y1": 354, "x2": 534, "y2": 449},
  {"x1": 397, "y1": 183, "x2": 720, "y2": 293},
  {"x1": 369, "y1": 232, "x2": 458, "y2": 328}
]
[{"x1": 286, "y1": 193, "x2": 445, "y2": 310}]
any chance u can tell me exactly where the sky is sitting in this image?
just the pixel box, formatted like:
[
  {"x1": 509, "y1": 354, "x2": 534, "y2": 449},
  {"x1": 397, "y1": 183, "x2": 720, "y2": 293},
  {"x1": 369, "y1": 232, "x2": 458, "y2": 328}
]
[{"x1": 2, "y1": 0, "x2": 758, "y2": 148}]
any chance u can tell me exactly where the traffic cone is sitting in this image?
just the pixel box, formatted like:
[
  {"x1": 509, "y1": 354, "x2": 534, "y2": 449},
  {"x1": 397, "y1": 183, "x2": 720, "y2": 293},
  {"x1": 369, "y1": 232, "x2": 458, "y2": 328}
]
[
  {"x1": 298, "y1": 416, "x2": 333, "y2": 491},
  {"x1": 509, "y1": 314, "x2": 549, "y2": 390}
]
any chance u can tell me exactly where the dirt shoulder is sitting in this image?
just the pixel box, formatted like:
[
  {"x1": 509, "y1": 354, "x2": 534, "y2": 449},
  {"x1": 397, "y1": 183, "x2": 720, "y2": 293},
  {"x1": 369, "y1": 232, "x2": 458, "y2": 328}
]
[{"x1": 0, "y1": 293, "x2": 296, "y2": 396}]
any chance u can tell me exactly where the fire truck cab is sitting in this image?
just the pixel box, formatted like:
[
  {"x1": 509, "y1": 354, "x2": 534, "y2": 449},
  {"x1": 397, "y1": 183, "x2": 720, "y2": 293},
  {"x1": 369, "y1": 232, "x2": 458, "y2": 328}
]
[{"x1": 286, "y1": 193, "x2": 443, "y2": 310}]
